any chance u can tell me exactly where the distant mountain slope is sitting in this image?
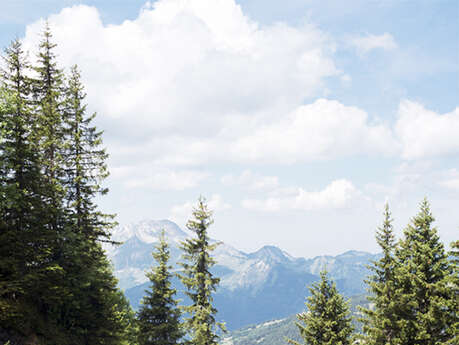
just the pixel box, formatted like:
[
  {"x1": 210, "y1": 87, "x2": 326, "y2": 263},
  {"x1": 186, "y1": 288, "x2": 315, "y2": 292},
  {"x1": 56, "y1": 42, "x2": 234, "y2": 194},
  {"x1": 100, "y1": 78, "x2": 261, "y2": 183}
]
[
  {"x1": 106, "y1": 220, "x2": 379, "y2": 330},
  {"x1": 222, "y1": 294, "x2": 371, "y2": 345}
]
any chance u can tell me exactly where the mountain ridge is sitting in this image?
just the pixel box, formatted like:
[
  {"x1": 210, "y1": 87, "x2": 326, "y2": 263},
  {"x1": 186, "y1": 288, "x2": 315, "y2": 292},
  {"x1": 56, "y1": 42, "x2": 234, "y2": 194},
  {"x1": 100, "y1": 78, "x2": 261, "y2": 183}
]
[{"x1": 105, "y1": 219, "x2": 380, "y2": 329}]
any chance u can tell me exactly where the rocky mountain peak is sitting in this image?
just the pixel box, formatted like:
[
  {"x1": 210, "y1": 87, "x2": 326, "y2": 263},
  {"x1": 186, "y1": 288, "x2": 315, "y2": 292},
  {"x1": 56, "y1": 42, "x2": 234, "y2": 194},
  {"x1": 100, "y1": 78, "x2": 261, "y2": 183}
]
[
  {"x1": 111, "y1": 219, "x2": 188, "y2": 244},
  {"x1": 249, "y1": 245, "x2": 292, "y2": 264}
]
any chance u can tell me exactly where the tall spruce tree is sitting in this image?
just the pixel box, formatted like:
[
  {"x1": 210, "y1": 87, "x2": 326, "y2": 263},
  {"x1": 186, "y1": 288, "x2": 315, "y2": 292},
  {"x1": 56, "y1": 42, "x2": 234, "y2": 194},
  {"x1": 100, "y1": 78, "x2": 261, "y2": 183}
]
[
  {"x1": 360, "y1": 204, "x2": 400, "y2": 345},
  {"x1": 137, "y1": 230, "x2": 183, "y2": 345},
  {"x1": 0, "y1": 39, "x2": 51, "y2": 337},
  {"x1": 62, "y1": 64, "x2": 114, "y2": 241},
  {"x1": 178, "y1": 197, "x2": 225, "y2": 345},
  {"x1": 27, "y1": 25, "x2": 80, "y2": 342},
  {"x1": 0, "y1": 29, "x2": 137, "y2": 344},
  {"x1": 32, "y1": 23, "x2": 66, "y2": 223},
  {"x1": 57, "y1": 62, "x2": 136, "y2": 345},
  {"x1": 393, "y1": 199, "x2": 454, "y2": 344},
  {"x1": 287, "y1": 270, "x2": 354, "y2": 345}
]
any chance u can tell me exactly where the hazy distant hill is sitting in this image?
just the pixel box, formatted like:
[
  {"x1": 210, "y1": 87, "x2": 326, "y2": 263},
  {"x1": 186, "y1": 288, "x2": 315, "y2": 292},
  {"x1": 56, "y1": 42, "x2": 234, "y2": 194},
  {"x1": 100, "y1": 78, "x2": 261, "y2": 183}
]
[
  {"x1": 221, "y1": 294, "x2": 371, "y2": 345},
  {"x1": 105, "y1": 220, "x2": 379, "y2": 330}
]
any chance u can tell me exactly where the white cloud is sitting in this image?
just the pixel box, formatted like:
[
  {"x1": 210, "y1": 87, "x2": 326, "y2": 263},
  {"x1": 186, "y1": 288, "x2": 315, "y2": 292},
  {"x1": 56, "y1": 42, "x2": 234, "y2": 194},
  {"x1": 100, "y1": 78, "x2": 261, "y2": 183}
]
[
  {"x1": 395, "y1": 100, "x2": 459, "y2": 159},
  {"x1": 441, "y1": 178, "x2": 459, "y2": 191},
  {"x1": 19, "y1": 0, "x2": 345, "y2": 172},
  {"x1": 111, "y1": 165, "x2": 209, "y2": 190},
  {"x1": 221, "y1": 170, "x2": 279, "y2": 191},
  {"x1": 105, "y1": 98, "x2": 400, "y2": 166},
  {"x1": 350, "y1": 32, "x2": 397, "y2": 54},
  {"x1": 22, "y1": 1, "x2": 337, "y2": 134},
  {"x1": 231, "y1": 99, "x2": 398, "y2": 163},
  {"x1": 242, "y1": 179, "x2": 360, "y2": 212},
  {"x1": 170, "y1": 194, "x2": 231, "y2": 226},
  {"x1": 439, "y1": 169, "x2": 459, "y2": 191},
  {"x1": 18, "y1": 1, "x2": 457, "y2": 176}
]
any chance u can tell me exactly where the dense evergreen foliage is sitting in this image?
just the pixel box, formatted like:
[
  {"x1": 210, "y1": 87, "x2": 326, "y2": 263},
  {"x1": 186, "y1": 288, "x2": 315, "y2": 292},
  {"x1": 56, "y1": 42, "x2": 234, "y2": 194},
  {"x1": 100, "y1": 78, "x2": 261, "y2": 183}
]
[
  {"x1": 360, "y1": 204, "x2": 400, "y2": 344},
  {"x1": 359, "y1": 199, "x2": 457, "y2": 345},
  {"x1": 0, "y1": 28, "x2": 135, "y2": 344},
  {"x1": 137, "y1": 230, "x2": 183, "y2": 345},
  {"x1": 392, "y1": 199, "x2": 455, "y2": 344},
  {"x1": 178, "y1": 197, "x2": 225, "y2": 345},
  {"x1": 288, "y1": 270, "x2": 354, "y2": 345},
  {"x1": 221, "y1": 294, "x2": 371, "y2": 345},
  {"x1": 446, "y1": 240, "x2": 458, "y2": 344}
]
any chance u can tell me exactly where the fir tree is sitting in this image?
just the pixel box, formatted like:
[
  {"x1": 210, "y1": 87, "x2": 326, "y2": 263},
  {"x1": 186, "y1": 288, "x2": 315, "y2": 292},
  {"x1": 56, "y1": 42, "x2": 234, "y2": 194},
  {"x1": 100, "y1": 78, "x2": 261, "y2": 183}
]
[
  {"x1": 1, "y1": 28, "x2": 136, "y2": 345},
  {"x1": 178, "y1": 197, "x2": 225, "y2": 345},
  {"x1": 62, "y1": 64, "x2": 114, "y2": 242},
  {"x1": 56, "y1": 63, "x2": 133, "y2": 345},
  {"x1": 360, "y1": 204, "x2": 400, "y2": 345},
  {"x1": 394, "y1": 199, "x2": 454, "y2": 344},
  {"x1": 33, "y1": 23, "x2": 65, "y2": 173},
  {"x1": 137, "y1": 230, "x2": 183, "y2": 345},
  {"x1": 0, "y1": 39, "x2": 50, "y2": 336},
  {"x1": 64, "y1": 247, "x2": 137, "y2": 345},
  {"x1": 287, "y1": 270, "x2": 354, "y2": 345},
  {"x1": 25, "y1": 25, "x2": 77, "y2": 342}
]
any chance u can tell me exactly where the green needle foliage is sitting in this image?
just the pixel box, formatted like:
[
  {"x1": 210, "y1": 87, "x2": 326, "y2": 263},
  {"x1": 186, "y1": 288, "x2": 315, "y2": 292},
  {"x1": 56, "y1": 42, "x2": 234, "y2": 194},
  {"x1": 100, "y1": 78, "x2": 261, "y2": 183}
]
[
  {"x1": 446, "y1": 240, "x2": 458, "y2": 344},
  {"x1": 0, "y1": 38, "x2": 51, "y2": 335},
  {"x1": 63, "y1": 64, "x2": 114, "y2": 242},
  {"x1": 288, "y1": 270, "x2": 354, "y2": 345},
  {"x1": 393, "y1": 199, "x2": 456, "y2": 344},
  {"x1": 0, "y1": 26, "x2": 135, "y2": 344},
  {"x1": 178, "y1": 197, "x2": 225, "y2": 345},
  {"x1": 137, "y1": 230, "x2": 183, "y2": 345},
  {"x1": 360, "y1": 204, "x2": 400, "y2": 345}
]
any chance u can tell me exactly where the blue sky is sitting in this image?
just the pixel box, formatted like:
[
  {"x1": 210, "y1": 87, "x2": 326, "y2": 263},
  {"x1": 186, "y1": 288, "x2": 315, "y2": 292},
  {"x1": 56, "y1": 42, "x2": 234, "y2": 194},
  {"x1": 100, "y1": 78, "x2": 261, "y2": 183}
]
[{"x1": 1, "y1": 0, "x2": 458, "y2": 256}]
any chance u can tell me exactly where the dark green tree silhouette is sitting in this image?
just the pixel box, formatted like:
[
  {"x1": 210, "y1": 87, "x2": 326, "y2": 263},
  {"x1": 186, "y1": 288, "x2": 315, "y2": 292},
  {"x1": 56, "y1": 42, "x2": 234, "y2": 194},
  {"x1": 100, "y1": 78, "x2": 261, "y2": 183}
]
[
  {"x1": 0, "y1": 28, "x2": 136, "y2": 345},
  {"x1": 360, "y1": 204, "x2": 400, "y2": 345},
  {"x1": 288, "y1": 270, "x2": 354, "y2": 345},
  {"x1": 137, "y1": 230, "x2": 183, "y2": 345},
  {"x1": 393, "y1": 199, "x2": 454, "y2": 344},
  {"x1": 178, "y1": 197, "x2": 225, "y2": 345}
]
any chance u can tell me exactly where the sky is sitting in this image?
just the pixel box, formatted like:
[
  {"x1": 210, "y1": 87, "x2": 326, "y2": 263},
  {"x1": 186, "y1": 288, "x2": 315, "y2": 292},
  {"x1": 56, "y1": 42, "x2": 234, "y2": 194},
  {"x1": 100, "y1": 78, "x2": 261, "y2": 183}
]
[{"x1": 1, "y1": 0, "x2": 458, "y2": 257}]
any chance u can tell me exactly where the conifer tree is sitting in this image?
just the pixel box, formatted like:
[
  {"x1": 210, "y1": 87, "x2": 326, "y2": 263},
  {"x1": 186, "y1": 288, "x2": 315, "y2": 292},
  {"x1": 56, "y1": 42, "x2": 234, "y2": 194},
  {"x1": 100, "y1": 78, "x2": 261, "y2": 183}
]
[
  {"x1": 178, "y1": 197, "x2": 225, "y2": 345},
  {"x1": 393, "y1": 199, "x2": 454, "y2": 344},
  {"x1": 360, "y1": 204, "x2": 400, "y2": 345},
  {"x1": 0, "y1": 39, "x2": 49, "y2": 335},
  {"x1": 445, "y1": 240, "x2": 458, "y2": 345},
  {"x1": 25, "y1": 25, "x2": 76, "y2": 341},
  {"x1": 1, "y1": 29, "x2": 136, "y2": 345},
  {"x1": 32, "y1": 23, "x2": 66, "y2": 220},
  {"x1": 288, "y1": 270, "x2": 354, "y2": 345},
  {"x1": 57, "y1": 63, "x2": 134, "y2": 345},
  {"x1": 137, "y1": 230, "x2": 183, "y2": 345},
  {"x1": 62, "y1": 64, "x2": 114, "y2": 241}
]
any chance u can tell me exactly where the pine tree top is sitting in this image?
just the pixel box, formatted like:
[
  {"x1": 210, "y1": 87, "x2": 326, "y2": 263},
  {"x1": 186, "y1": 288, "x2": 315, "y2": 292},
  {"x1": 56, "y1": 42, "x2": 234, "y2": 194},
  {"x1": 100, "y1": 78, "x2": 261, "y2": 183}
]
[{"x1": 289, "y1": 270, "x2": 354, "y2": 345}]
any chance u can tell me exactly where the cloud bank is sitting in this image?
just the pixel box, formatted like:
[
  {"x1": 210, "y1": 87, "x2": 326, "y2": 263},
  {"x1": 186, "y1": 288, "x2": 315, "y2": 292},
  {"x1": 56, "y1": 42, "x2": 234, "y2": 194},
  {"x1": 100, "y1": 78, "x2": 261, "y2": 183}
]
[{"x1": 19, "y1": 0, "x2": 459, "y2": 193}]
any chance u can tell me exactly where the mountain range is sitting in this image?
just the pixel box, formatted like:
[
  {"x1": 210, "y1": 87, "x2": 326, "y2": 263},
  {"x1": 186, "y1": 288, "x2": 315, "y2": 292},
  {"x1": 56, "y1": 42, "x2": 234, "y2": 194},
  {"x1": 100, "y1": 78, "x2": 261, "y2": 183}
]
[
  {"x1": 221, "y1": 294, "x2": 370, "y2": 345},
  {"x1": 104, "y1": 220, "x2": 380, "y2": 330}
]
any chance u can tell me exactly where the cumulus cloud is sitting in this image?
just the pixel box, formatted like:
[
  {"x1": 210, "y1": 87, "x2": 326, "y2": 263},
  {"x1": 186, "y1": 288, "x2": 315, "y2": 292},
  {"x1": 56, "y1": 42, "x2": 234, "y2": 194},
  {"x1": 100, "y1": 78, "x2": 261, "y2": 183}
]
[
  {"x1": 242, "y1": 179, "x2": 361, "y2": 212},
  {"x1": 22, "y1": 1, "x2": 337, "y2": 134},
  {"x1": 395, "y1": 101, "x2": 459, "y2": 160},
  {"x1": 231, "y1": 99, "x2": 398, "y2": 163},
  {"x1": 18, "y1": 1, "x2": 457, "y2": 180},
  {"x1": 19, "y1": 0, "x2": 353, "y2": 174},
  {"x1": 350, "y1": 32, "x2": 397, "y2": 54}
]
